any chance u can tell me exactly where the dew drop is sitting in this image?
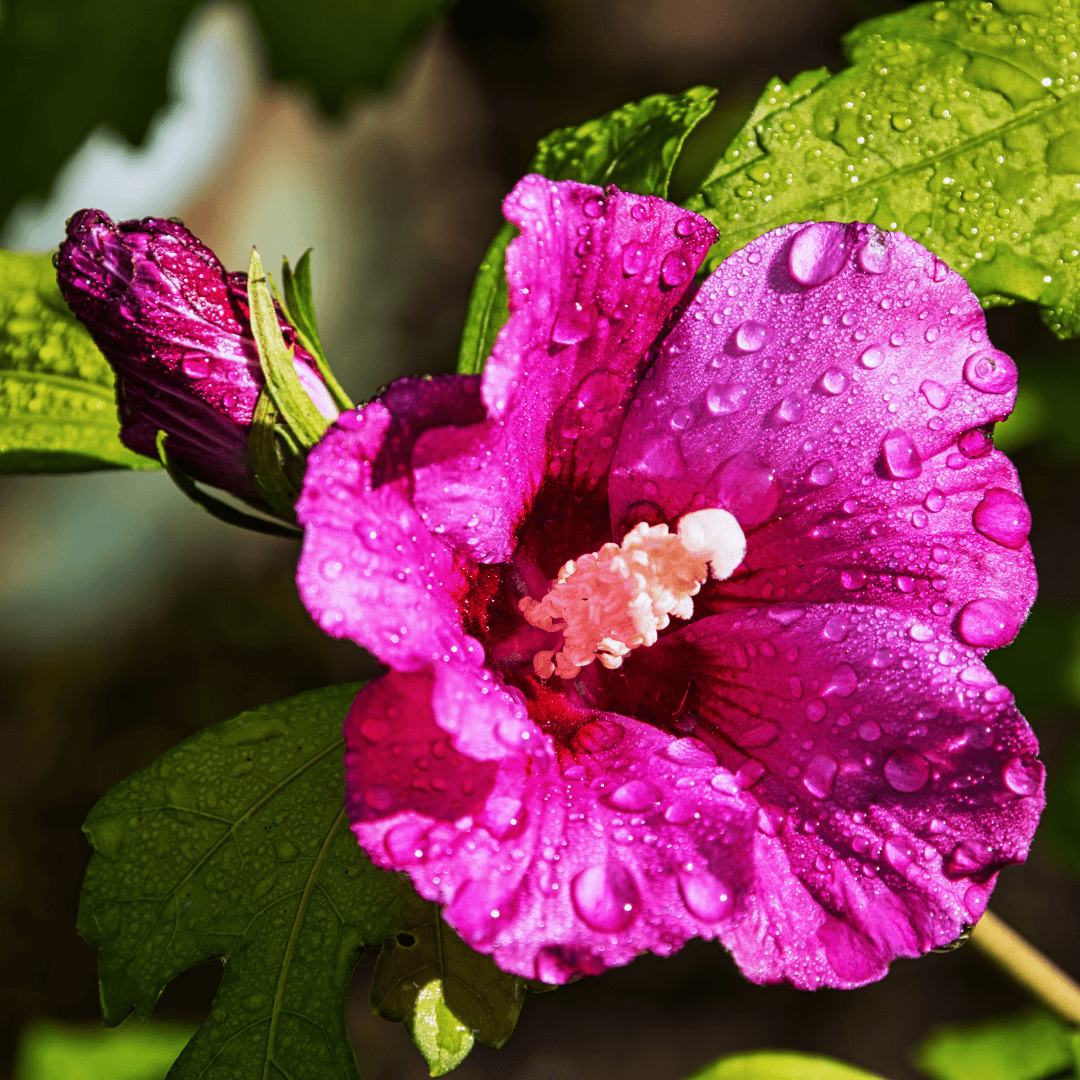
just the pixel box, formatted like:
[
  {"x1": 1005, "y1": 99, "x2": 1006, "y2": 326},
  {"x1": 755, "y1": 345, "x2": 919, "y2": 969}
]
[
  {"x1": 571, "y1": 862, "x2": 640, "y2": 931},
  {"x1": 622, "y1": 243, "x2": 647, "y2": 276},
  {"x1": 706, "y1": 382, "x2": 748, "y2": 416},
  {"x1": 735, "y1": 320, "x2": 773, "y2": 353},
  {"x1": 946, "y1": 839, "x2": 992, "y2": 878},
  {"x1": 675, "y1": 215, "x2": 698, "y2": 237},
  {"x1": 972, "y1": 488, "x2": 1031, "y2": 548},
  {"x1": 808, "y1": 460, "x2": 837, "y2": 486},
  {"x1": 665, "y1": 738, "x2": 717, "y2": 767},
  {"x1": 670, "y1": 408, "x2": 694, "y2": 431},
  {"x1": 957, "y1": 598, "x2": 1021, "y2": 647},
  {"x1": 573, "y1": 719, "x2": 625, "y2": 754},
  {"x1": 857, "y1": 235, "x2": 890, "y2": 274},
  {"x1": 806, "y1": 700, "x2": 828, "y2": 723},
  {"x1": 822, "y1": 663, "x2": 857, "y2": 697},
  {"x1": 823, "y1": 617, "x2": 849, "y2": 642},
  {"x1": 583, "y1": 196, "x2": 605, "y2": 218},
  {"x1": 736, "y1": 760, "x2": 766, "y2": 788},
  {"x1": 365, "y1": 785, "x2": 393, "y2": 810},
  {"x1": 183, "y1": 356, "x2": 212, "y2": 379},
  {"x1": 858, "y1": 720, "x2": 881, "y2": 741},
  {"x1": 820, "y1": 367, "x2": 848, "y2": 395},
  {"x1": 577, "y1": 369, "x2": 623, "y2": 411},
  {"x1": 678, "y1": 870, "x2": 734, "y2": 922},
  {"x1": 920, "y1": 380, "x2": 950, "y2": 409},
  {"x1": 881, "y1": 429, "x2": 922, "y2": 480},
  {"x1": 860, "y1": 345, "x2": 885, "y2": 369},
  {"x1": 964, "y1": 350, "x2": 1017, "y2": 395},
  {"x1": 607, "y1": 780, "x2": 663, "y2": 812},
  {"x1": 958, "y1": 428, "x2": 993, "y2": 459},
  {"x1": 661, "y1": 252, "x2": 691, "y2": 286},
  {"x1": 909, "y1": 622, "x2": 934, "y2": 641},
  {"x1": 789, "y1": 222, "x2": 849, "y2": 287},
  {"x1": 924, "y1": 489, "x2": 946, "y2": 512},
  {"x1": 803, "y1": 754, "x2": 838, "y2": 798},
  {"x1": 1002, "y1": 755, "x2": 1043, "y2": 797},
  {"x1": 773, "y1": 394, "x2": 804, "y2": 424},
  {"x1": 884, "y1": 750, "x2": 930, "y2": 793},
  {"x1": 756, "y1": 804, "x2": 786, "y2": 836},
  {"x1": 552, "y1": 304, "x2": 595, "y2": 345}
]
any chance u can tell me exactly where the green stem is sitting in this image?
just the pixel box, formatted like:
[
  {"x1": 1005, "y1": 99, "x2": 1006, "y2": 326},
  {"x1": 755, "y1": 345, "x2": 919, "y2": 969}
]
[{"x1": 971, "y1": 909, "x2": 1080, "y2": 1025}]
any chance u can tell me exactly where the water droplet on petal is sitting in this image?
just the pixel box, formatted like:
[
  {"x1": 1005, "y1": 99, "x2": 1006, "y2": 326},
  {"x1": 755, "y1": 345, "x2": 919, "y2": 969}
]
[
  {"x1": 884, "y1": 750, "x2": 930, "y2": 792},
  {"x1": 808, "y1": 460, "x2": 837, "y2": 486},
  {"x1": 909, "y1": 622, "x2": 934, "y2": 641},
  {"x1": 857, "y1": 235, "x2": 890, "y2": 274},
  {"x1": 972, "y1": 488, "x2": 1031, "y2": 548},
  {"x1": 858, "y1": 721, "x2": 881, "y2": 741},
  {"x1": 572, "y1": 862, "x2": 640, "y2": 931},
  {"x1": 881, "y1": 429, "x2": 922, "y2": 479},
  {"x1": 803, "y1": 754, "x2": 838, "y2": 798},
  {"x1": 884, "y1": 836, "x2": 915, "y2": 872},
  {"x1": 823, "y1": 617, "x2": 849, "y2": 642},
  {"x1": 735, "y1": 320, "x2": 772, "y2": 353},
  {"x1": 789, "y1": 222, "x2": 849, "y2": 287},
  {"x1": 622, "y1": 243, "x2": 647, "y2": 276},
  {"x1": 1003, "y1": 755, "x2": 1043, "y2": 796},
  {"x1": 675, "y1": 215, "x2": 698, "y2": 236},
  {"x1": 359, "y1": 717, "x2": 389, "y2": 742},
  {"x1": 478, "y1": 797, "x2": 528, "y2": 840},
  {"x1": 806, "y1": 700, "x2": 827, "y2": 723},
  {"x1": 735, "y1": 760, "x2": 765, "y2": 788},
  {"x1": 964, "y1": 885, "x2": 990, "y2": 918},
  {"x1": 946, "y1": 839, "x2": 992, "y2": 878},
  {"x1": 577, "y1": 369, "x2": 623, "y2": 411},
  {"x1": 665, "y1": 738, "x2": 716, "y2": 767},
  {"x1": 678, "y1": 869, "x2": 734, "y2": 921},
  {"x1": 365, "y1": 785, "x2": 393, "y2": 810},
  {"x1": 957, "y1": 598, "x2": 1021, "y2": 647},
  {"x1": 706, "y1": 382, "x2": 748, "y2": 415},
  {"x1": 661, "y1": 252, "x2": 690, "y2": 286},
  {"x1": 920, "y1": 380, "x2": 950, "y2": 409},
  {"x1": 860, "y1": 345, "x2": 885, "y2": 369},
  {"x1": 583, "y1": 196, "x2": 605, "y2": 218},
  {"x1": 607, "y1": 780, "x2": 663, "y2": 811},
  {"x1": 183, "y1": 356, "x2": 212, "y2": 379},
  {"x1": 933, "y1": 258, "x2": 949, "y2": 282},
  {"x1": 958, "y1": 428, "x2": 994, "y2": 458},
  {"x1": 924, "y1": 489, "x2": 946, "y2": 512},
  {"x1": 756, "y1": 804, "x2": 786, "y2": 836},
  {"x1": 964, "y1": 350, "x2": 1017, "y2": 394},
  {"x1": 385, "y1": 820, "x2": 429, "y2": 864},
  {"x1": 773, "y1": 394, "x2": 804, "y2": 424},
  {"x1": 822, "y1": 663, "x2": 857, "y2": 697}
]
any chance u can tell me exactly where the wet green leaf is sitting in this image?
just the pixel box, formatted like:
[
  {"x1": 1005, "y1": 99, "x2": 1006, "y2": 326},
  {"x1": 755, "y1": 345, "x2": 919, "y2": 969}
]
[
  {"x1": 372, "y1": 898, "x2": 527, "y2": 1073},
  {"x1": 79, "y1": 683, "x2": 413, "y2": 1080},
  {"x1": 457, "y1": 88, "x2": 717, "y2": 375},
  {"x1": 915, "y1": 1011, "x2": 1074, "y2": 1080},
  {"x1": 683, "y1": 1050, "x2": 884, "y2": 1079},
  {"x1": 685, "y1": 0, "x2": 1080, "y2": 338},
  {"x1": 0, "y1": 250, "x2": 153, "y2": 473}
]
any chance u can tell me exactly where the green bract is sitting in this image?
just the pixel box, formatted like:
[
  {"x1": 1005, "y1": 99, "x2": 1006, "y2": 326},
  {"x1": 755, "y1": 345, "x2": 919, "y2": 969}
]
[
  {"x1": 687, "y1": 0, "x2": 1080, "y2": 337},
  {"x1": 79, "y1": 685, "x2": 408, "y2": 1080},
  {"x1": 0, "y1": 250, "x2": 153, "y2": 473}
]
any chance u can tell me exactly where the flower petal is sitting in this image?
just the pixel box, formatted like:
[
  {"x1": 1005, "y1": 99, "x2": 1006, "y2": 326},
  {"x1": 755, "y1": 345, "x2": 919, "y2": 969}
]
[
  {"x1": 415, "y1": 176, "x2": 715, "y2": 563},
  {"x1": 624, "y1": 604, "x2": 1043, "y2": 983},
  {"x1": 610, "y1": 222, "x2": 1017, "y2": 541},
  {"x1": 295, "y1": 376, "x2": 487, "y2": 669}
]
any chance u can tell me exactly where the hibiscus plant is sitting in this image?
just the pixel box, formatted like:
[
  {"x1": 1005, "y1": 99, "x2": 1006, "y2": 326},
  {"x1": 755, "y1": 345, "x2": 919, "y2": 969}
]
[{"x1": 3, "y1": 0, "x2": 1080, "y2": 1077}]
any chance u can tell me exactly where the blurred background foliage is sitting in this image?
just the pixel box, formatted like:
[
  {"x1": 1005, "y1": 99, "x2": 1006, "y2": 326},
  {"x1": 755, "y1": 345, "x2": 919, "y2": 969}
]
[{"x1": 1, "y1": 0, "x2": 1080, "y2": 1078}]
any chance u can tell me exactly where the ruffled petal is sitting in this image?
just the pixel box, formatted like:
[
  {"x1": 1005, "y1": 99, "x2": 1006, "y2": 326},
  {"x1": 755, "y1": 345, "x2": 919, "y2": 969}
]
[
  {"x1": 610, "y1": 222, "x2": 1019, "y2": 541},
  {"x1": 615, "y1": 604, "x2": 1043, "y2": 983},
  {"x1": 295, "y1": 377, "x2": 488, "y2": 670},
  {"x1": 415, "y1": 176, "x2": 715, "y2": 563}
]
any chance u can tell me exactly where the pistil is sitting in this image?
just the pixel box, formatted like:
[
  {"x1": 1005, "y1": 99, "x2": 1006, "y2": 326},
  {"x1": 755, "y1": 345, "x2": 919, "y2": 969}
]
[{"x1": 519, "y1": 508, "x2": 746, "y2": 679}]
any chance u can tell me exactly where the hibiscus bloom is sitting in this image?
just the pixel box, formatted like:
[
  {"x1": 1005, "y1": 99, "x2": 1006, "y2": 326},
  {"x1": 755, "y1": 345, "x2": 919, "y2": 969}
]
[
  {"x1": 295, "y1": 175, "x2": 1042, "y2": 989},
  {"x1": 57, "y1": 210, "x2": 337, "y2": 498}
]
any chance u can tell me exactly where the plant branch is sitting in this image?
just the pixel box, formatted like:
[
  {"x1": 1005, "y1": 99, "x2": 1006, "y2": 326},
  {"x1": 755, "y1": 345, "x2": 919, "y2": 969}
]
[{"x1": 971, "y1": 909, "x2": 1080, "y2": 1025}]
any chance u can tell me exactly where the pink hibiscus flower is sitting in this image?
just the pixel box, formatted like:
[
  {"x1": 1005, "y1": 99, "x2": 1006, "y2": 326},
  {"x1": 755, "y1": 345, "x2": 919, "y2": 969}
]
[{"x1": 295, "y1": 175, "x2": 1042, "y2": 989}]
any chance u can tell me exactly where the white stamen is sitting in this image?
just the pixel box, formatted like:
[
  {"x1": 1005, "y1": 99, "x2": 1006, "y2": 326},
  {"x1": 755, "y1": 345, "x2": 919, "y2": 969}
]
[{"x1": 519, "y1": 508, "x2": 746, "y2": 679}]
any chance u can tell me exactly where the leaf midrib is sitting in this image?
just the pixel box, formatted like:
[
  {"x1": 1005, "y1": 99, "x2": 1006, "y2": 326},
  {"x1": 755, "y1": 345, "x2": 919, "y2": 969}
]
[{"x1": 0, "y1": 367, "x2": 114, "y2": 395}]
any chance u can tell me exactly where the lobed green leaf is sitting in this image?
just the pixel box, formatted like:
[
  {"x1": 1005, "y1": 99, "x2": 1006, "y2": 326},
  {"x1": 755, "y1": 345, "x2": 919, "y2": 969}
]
[
  {"x1": 685, "y1": 0, "x2": 1080, "y2": 337},
  {"x1": 914, "y1": 1010, "x2": 1075, "y2": 1080},
  {"x1": 78, "y1": 683, "x2": 412, "y2": 1080},
  {"x1": 0, "y1": 250, "x2": 153, "y2": 473},
  {"x1": 457, "y1": 87, "x2": 718, "y2": 375}
]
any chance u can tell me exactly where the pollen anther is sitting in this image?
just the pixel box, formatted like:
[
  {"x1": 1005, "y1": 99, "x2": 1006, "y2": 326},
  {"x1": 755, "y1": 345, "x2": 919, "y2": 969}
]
[{"x1": 519, "y1": 508, "x2": 746, "y2": 679}]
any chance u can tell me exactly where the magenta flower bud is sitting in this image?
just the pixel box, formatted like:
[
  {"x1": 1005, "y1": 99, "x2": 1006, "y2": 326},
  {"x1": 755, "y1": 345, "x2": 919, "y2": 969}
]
[{"x1": 57, "y1": 210, "x2": 337, "y2": 499}]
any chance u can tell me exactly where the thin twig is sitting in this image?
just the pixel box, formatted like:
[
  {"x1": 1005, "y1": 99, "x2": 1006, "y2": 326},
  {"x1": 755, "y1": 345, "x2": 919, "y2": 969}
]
[{"x1": 970, "y1": 909, "x2": 1080, "y2": 1025}]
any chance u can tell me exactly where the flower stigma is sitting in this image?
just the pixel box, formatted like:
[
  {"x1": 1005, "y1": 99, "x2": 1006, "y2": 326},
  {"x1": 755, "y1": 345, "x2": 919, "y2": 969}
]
[{"x1": 519, "y1": 508, "x2": 746, "y2": 679}]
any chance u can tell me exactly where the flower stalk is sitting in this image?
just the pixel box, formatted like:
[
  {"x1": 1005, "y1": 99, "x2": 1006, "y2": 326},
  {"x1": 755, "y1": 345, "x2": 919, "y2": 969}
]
[{"x1": 971, "y1": 909, "x2": 1080, "y2": 1026}]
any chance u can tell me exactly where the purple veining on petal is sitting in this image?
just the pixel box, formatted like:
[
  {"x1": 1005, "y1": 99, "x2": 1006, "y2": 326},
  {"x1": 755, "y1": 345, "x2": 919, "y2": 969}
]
[{"x1": 57, "y1": 209, "x2": 331, "y2": 496}]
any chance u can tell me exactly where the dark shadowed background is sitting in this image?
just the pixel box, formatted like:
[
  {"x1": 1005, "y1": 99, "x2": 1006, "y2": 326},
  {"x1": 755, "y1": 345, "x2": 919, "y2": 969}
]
[{"x1": 1, "y1": 1, "x2": 1078, "y2": 1078}]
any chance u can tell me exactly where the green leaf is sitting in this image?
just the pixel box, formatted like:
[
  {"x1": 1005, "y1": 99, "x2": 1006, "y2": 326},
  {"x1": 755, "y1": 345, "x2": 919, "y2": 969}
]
[
  {"x1": 0, "y1": 0, "x2": 451, "y2": 232},
  {"x1": 684, "y1": 0, "x2": 1080, "y2": 338},
  {"x1": 915, "y1": 1011, "x2": 1075, "y2": 1080},
  {"x1": 14, "y1": 1018, "x2": 196, "y2": 1080},
  {"x1": 372, "y1": 898, "x2": 527, "y2": 1071},
  {"x1": 457, "y1": 87, "x2": 718, "y2": 375},
  {"x1": 281, "y1": 251, "x2": 353, "y2": 412},
  {"x1": 0, "y1": 250, "x2": 154, "y2": 473},
  {"x1": 682, "y1": 1050, "x2": 884, "y2": 1080},
  {"x1": 247, "y1": 247, "x2": 330, "y2": 449},
  {"x1": 78, "y1": 683, "x2": 413, "y2": 1080}
]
